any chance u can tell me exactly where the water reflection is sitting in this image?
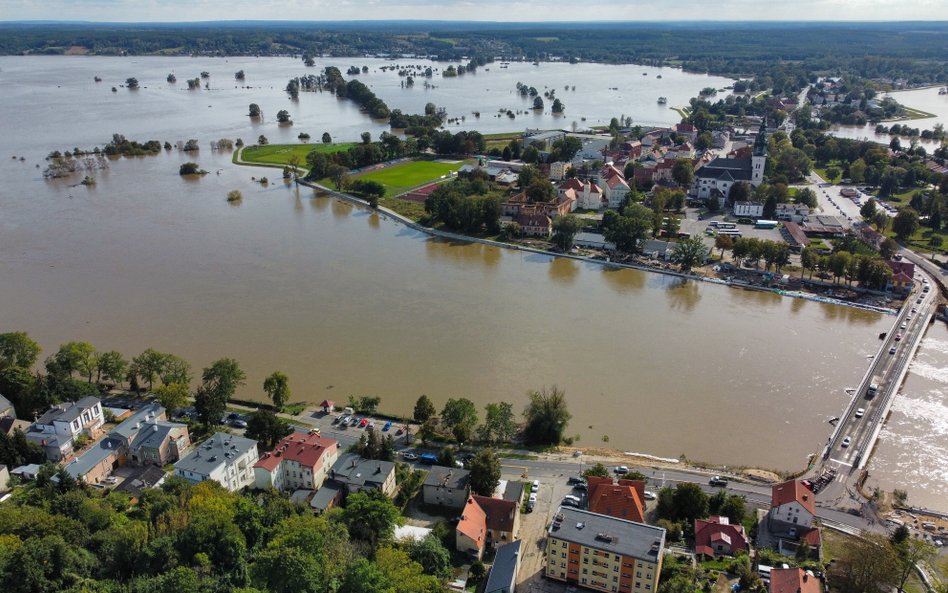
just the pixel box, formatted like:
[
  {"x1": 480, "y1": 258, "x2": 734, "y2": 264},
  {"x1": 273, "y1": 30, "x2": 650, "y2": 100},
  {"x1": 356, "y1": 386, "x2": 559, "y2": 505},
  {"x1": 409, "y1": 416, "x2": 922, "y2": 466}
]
[
  {"x1": 367, "y1": 212, "x2": 380, "y2": 229},
  {"x1": 665, "y1": 278, "x2": 701, "y2": 313},
  {"x1": 818, "y1": 302, "x2": 882, "y2": 326},
  {"x1": 600, "y1": 266, "x2": 646, "y2": 295},
  {"x1": 311, "y1": 195, "x2": 330, "y2": 211},
  {"x1": 548, "y1": 257, "x2": 580, "y2": 285},
  {"x1": 331, "y1": 199, "x2": 352, "y2": 219}
]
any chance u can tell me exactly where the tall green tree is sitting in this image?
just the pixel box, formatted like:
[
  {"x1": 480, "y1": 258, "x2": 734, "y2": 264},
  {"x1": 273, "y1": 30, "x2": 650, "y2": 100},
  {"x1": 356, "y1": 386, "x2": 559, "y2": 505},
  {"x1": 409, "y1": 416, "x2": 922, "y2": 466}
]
[
  {"x1": 94, "y1": 350, "x2": 128, "y2": 386},
  {"x1": 551, "y1": 215, "x2": 582, "y2": 252},
  {"x1": 522, "y1": 385, "x2": 571, "y2": 445},
  {"x1": 130, "y1": 349, "x2": 169, "y2": 391},
  {"x1": 341, "y1": 490, "x2": 401, "y2": 549},
  {"x1": 407, "y1": 534, "x2": 452, "y2": 580},
  {"x1": 441, "y1": 398, "x2": 478, "y2": 443},
  {"x1": 154, "y1": 383, "x2": 189, "y2": 414},
  {"x1": 468, "y1": 449, "x2": 501, "y2": 496},
  {"x1": 892, "y1": 209, "x2": 920, "y2": 241},
  {"x1": 480, "y1": 402, "x2": 516, "y2": 444},
  {"x1": 671, "y1": 237, "x2": 708, "y2": 271},
  {"x1": 263, "y1": 371, "x2": 291, "y2": 411},
  {"x1": 47, "y1": 341, "x2": 95, "y2": 381},
  {"x1": 0, "y1": 331, "x2": 41, "y2": 370}
]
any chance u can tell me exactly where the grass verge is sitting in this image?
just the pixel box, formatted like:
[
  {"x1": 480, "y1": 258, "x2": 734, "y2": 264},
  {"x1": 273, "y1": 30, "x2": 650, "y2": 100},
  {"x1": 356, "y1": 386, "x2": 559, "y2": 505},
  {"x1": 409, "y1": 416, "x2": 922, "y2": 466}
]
[{"x1": 240, "y1": 143, "x2": 355, "y2": 167}]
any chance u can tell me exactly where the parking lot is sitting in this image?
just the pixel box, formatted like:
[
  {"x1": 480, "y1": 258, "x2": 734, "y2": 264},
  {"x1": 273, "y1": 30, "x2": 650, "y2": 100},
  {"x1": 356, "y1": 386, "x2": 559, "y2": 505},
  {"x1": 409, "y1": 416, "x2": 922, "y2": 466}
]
[{"x1": 679, "y1": 209, "x2": 787, "y2": 247}]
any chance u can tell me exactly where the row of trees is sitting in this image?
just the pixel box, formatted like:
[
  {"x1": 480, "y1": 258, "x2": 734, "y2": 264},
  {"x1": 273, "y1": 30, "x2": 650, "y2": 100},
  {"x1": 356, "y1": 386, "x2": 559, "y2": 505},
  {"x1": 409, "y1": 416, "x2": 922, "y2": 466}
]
[
  {"x1": 412, "y1": 385, "x2": 571, "y2": 446},
  {"x1": 423, "y1": 174, "x2": 502, "y2": 234},
  {"x1": 0, "y1": 331, "x2": 294, "y2": 424}
]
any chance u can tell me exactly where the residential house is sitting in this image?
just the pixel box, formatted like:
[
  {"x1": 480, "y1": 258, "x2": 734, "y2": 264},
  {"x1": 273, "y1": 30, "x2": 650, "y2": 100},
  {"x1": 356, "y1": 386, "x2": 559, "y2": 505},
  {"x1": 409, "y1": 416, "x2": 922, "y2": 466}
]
[
  {"x1": 423, "y1": 466, "x2": 471, "y2": 509},
  {"x1": 0, "y1": 395, "x2": 14, "y2": 419},
  {"x1": 765, "y1": 480, "x2": 822, "y2": 560},
  {"x1": 456, "y1": 494, "x2": 488, "y2": 559},
  {"x1": 174, "y1": 432, "x2": 259, "y2": 492},
  {"x1": 694, "y1": 516, "x2": 750, "y2": 558},
  {"x1": 775, "y1": 203, "x2": 810, "y2": 223},
  {"x1": 115, "y1": 465, "x2": 168, "y2": 496},
  {"x1": 642, "y1": 239, "x2": 675, "y2": 260},
  {"x1": 0, "y1": 416, "x2": 31, "y2": 437},
  {"x1": 550, "y1": 161, "x2": 571, "y2": 181},
  {"x1": 64, "y1": 436, "x2": 122, "y2": 485},
  {"x1": 310, "y1": 482, "x2": 344, "y2": 513},
  {"x1": 26, "y1": 396, "x2": 104, "y2": 461},
  {"x1": 885, "y1": 260, "x2": 915, "y2": 294},
  {"x1": 586, "y1": 476, "x2": 646, "y2": 523},
  {"x1": 624, "y1": 140, "x2": 643, "y2": 160},
  {"x1": 503, "y1": 190, "x2": 575, "y2": 219},
  {"x1": 673, "y1": 123, "x2": 698, "y2": 143},
  {"x1": 10, "y1": 464, "x2": 41, "y2": 481},
  {"x1": 485, "y1": 540, "x2": 522, "y2": 593},
  {"x1": 327, "y1": 452, "x2": 397, "y2": 497},
  {"x1": 253, "y1": 432, "x2": 338, "y2": 492},
  {"x1": 546, "y1": 507, "x2": 666, "y2": 593},
  {"x1": 770, "y1": 568, "x2": 822, "y2": 593},
  {"x1": 118, "y1": 404, "x2": 190, "y2": 466},
  {"x1": 734, "y1": 201, "x2": 764, "y2": 218},
  {"x1": 515, "y1": 210, "x2": 553, "y2": 237},
  {"x1": 598, "y1": 165, "x2": 631, "y2": 209}
]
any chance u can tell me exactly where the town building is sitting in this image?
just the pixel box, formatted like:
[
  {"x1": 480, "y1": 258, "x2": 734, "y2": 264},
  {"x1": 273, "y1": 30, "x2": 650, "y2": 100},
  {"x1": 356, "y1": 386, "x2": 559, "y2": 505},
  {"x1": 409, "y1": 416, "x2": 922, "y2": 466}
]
[
  {"x1": 327, "y1": 452, "x2": 397, "y2": 497},
  {"x1": 762, "y1": 480, "x2": 822, "y2": 560},
  {"x1": 504, "y1": 190, "x2": 576, "y2": 219},
  {"x1": 423, "y1": 466, "x2": 471, "y2": 509},
  {"x1": 775, "y1": 203, "x2": 810, "y2": 223},
  {"x1": 586, "y1": 476, "x2": 646, "y2": 523},
  {"x1": 769, "y1": 568, "x2": 822, "y2": 593},
  {"x1": 456, "y1": 493, "x2": 488, "y2": 559},
  {"x1": 525, "y1": 129, "x2": 566, "y2": 151},
  {"x1": 692, "y1": 122, "x2": 767, "y2": 204},
  {"x1": 26, "y1": 396, "x2": 104, "y2": 461},
  {"x1": 734, "y1": 201, "x2": 765, "y2": 218},
  {"x1": 559, "y1": 178, "x2": 605, "y2": 211},
  {"x1": 254, "y1": 432, "x2": 338, "y2": 492},
  {"x1": 545, "y1": 507, "x2": 666, "y2": 593},
  {"x1": 174, "y1": 432, "x2": 259, "y2": 491},
  {"x1": 550, "y1": 161, "x2": 571, "y2": 181},
  {"x1": 885, "y1": 260, "x2": 916, "y2": 294},
  {"x1": 694, "y1": 516, "x2": 750, "y2": 557},
  {"x1": 455, "y1": 494, "x2": 521, "y2": 559},
  {"x1": 514, "y1": 210, "x2": 553, "y2": 237},
  {"x1": 485, "y1": 540, "x2": 522, "y2": 593}
]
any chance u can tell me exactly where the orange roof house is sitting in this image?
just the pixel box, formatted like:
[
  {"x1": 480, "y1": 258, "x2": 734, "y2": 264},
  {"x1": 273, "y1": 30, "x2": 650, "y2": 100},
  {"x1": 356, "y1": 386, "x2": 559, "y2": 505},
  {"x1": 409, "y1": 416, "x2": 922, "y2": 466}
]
[
  {"x1": 770, "y1": 568, "x2": 822, "y2": 593},
  {"x1": 694, "y1": 516, "x2": 750, "y2": 557},
  {"x1": 586, "y1": 476, "x2": 645, "y2": 523}
]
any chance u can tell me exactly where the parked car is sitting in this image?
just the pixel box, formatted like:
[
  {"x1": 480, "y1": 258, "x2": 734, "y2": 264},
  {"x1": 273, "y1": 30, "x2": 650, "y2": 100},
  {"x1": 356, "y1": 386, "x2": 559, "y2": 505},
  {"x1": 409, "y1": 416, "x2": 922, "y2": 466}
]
[
  {"x1": 841, "y1": 436, "x2": 852, "y2": 447},
  {"x1": 402, "y1": 452, "x2": 418, "y2": 461},
  {"x1": 573, "y1": 482, "x2": 588, "y2": 492},
  {"x1": 643, "y1": 491, "x2": 657, "y2": 500},
  {"x1": 709, "y1": 476, "x2": 729, "y2": 487},
  {"x1": 567, "y1": 476, "x2": 585, "y2": 485},
  {"x1": 231, "y1": 419, "x2": 247, "y2": 429},
  {"x1": 561, "y1": 498, "x2": 580, "y2": 508},
  {"x1": 382, "y1": 421, "x2": 392, "y2": 431},
  {"x1": 528, "y1": 492, "x2": 538, "y2": 504},
  {"x1": 531, "y1": 480, "x2": 540, "y2": 493},
  {"x1": 614, "y1": 466, "x2": 629, "y2": 474}
]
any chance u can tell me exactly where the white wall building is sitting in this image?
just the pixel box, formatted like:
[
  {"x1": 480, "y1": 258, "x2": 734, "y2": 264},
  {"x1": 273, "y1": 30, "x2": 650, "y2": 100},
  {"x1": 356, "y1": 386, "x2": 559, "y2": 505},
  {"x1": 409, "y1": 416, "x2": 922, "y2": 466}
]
[{"x1": 174, "y1": 432, "x2": 259, "y2": 492}]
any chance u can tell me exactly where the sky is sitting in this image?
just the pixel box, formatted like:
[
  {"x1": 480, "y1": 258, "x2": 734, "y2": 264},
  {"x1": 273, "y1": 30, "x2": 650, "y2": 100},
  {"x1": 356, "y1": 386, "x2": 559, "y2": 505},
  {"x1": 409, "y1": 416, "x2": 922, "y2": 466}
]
[{"x1": 1, "y1": 0, "x2": 944, "y2": 23}]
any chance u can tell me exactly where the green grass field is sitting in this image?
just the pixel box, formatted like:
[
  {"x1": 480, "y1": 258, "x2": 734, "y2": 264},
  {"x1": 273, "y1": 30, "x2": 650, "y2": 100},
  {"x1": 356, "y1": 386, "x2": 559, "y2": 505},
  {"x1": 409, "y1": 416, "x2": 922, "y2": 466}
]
[
  {"x1": 353, "y1": 160, "x2": 466, "y2": 196},
  {"x1": 240, "y1": 143, "x2": 355, "y2": 167}
]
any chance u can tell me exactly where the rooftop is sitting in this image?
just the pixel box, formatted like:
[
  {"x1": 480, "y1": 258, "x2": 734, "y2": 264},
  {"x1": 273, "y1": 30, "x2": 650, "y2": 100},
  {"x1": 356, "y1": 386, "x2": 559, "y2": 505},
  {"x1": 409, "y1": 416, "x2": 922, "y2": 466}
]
[
  {"x1": 484, "y1": 540, "x2": 522, "y2": 593},
  {"x1": 111, "y1": 403, "x2": 166, "y2": 441},
  {"x1": 256, "y1": 432, "x2": 337, "y2": 471},
  {"x1": 473, "y1": 494, "x2": 518, "y2": 533},
  {"x1": 548, "y1": 507, "x2": 666, "y2": 562},
  {"x1": 175, "y1": 432, "x2": 257, "y2": 477},
  {"x1": 310, "y1": 483, "x2": 342, "y2": 511},
  {"x1": 771, "y1": 480, "x2": 816, "y2": 515},
  {"x1": 35, "y1": 396, "x2": 100, "y2": 426},
  {"x1": 329, "y1": 452, "x2": 395, "y2": 489},
  {"x1": 65, "y1": 437, "x2": 120, "y2": 479},
  {"x1": 424, "y1": 465, "x2": 471, "y2": 490},
  {"x1": 770, "y1": 567, "x2": 822, "y2": 593}
]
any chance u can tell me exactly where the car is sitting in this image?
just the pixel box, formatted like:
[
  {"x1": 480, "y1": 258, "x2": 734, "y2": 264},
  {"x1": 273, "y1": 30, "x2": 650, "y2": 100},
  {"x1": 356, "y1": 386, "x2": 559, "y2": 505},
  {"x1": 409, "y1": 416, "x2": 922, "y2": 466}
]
[
  {"x1": 841, "y1": 436, "x2": 852, "y2": 447},
  {"x1": 332, "y1": 415, "x2": 342, "y2": 424},
  {"x1": 889, "y1": 346, "x2": 898, "y2": 355},
  {"x1": 395, "y1": 428, "x2": 404, "y2": 436},
  {"x1": 895, "y1": 333, "x2": 902, "y2": 341},
  {"x1": 907, "y1": 315, "x2": 913, "y2": 321},
  {"x1": 227, "y1": 412, "x2": 241, "y2": 421},
  {"x1": 855, "y1": 408, "x2": 865, "y2": 418},
  {"x1": 367, "y1": 421, "x2": 375, "y2": 429},
  {"x1": 402, "y1": 452, "x2": 418, "y2": 461},
  {"x1": 561, "y1": 498, "x2": 580, "y2": 508},
  {"x1": 900, "y1": 322, "x2": 907, "y2": 329},
  {"x1": 526, "y1": 502, "x2": 535, "y2": 513},
  {"x1": 528, "y1": 493, "x2": 538, "y2": 504},
  {"x1": 573, "y1": 482, "x2": 588, "y2": 492},
  {"x1": 341, "y1": 416, "x2": 351, "y2": 425},
  {"x1": 709, "y1": 476, "x2": 728, "y2": 487},
  {"x1": 308, "y1": 427, "x2": 321, "y2": 435},
  {"x1": 104, "y1": 476, "x2": 120, "y2": 485},
  {"x1": 614, "y1": 466, "x2": 629, "y2": 474},
  {"x1": 912, "y1": 307, "x2": 917, "y2": 313},
  {"x1": 917, "y1": 298, "x2": 923, "y2": 304},
  {"x1": 643, "y1": 491, "x2": 657, "y2": 500},
  {"x1": 563, "y1": 494, "x2": 582, "y2": 504},
  {"x1": 567, "y1": 476, "x2": 585, "y2": 485},
  {"x1": 383, "y1": 421, "x2": 392, "y2": 431},
  {"x1": 532, "y1": 480, "x2": 540, "y2": 493},
  {"x1": 350, "y1": 417, "x2": 361, "y2": 426},
  {"x1": 231, "y1": 419, "x2": 247, "y2": 429}
]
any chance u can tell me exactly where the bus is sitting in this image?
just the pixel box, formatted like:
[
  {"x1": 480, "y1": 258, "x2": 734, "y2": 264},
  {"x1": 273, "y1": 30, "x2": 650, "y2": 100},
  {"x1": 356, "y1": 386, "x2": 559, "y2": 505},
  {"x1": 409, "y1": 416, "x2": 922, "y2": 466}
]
[
  {"x1": 755, "y1": 219, "x2": 779, "y2": 229},
  {"x1": 717, "y1": 222, "x2": 738, "y2": 230},
  {"x1": 717, "y1": 229, "x2": 742, "y2": 237}
]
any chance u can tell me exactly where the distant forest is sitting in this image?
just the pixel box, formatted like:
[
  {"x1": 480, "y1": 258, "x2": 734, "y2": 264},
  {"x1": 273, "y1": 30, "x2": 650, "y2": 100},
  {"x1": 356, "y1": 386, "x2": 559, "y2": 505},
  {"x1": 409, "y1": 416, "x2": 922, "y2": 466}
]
[{"x1": 1, "y1": 21, "x2": 946, "y2": 86}]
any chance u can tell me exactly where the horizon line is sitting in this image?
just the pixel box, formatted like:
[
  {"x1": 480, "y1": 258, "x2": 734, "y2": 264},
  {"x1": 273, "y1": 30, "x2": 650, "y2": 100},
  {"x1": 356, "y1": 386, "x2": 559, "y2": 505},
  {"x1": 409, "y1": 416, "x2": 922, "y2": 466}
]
[{"x1": 3, "y1": 18, "x2": 947, "y2": 25}]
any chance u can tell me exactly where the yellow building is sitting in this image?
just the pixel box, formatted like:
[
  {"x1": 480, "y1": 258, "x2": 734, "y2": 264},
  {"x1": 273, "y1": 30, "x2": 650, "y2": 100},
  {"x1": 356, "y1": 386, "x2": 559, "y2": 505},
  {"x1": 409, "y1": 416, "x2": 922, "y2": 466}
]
[{"x1": 545, "y1": 507, "x2": 666, "y2": 593}]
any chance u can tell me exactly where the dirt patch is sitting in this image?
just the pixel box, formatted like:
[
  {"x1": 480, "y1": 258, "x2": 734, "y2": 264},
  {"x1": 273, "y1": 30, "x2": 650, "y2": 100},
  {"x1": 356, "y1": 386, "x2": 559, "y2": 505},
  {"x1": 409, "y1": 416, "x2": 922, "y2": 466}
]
[
  {"x1": 65, "y1": 46, "x2": 89, "y2": 55},
  {"x1": 741, "y1": 468, "x2": 781, "y2": 482}
]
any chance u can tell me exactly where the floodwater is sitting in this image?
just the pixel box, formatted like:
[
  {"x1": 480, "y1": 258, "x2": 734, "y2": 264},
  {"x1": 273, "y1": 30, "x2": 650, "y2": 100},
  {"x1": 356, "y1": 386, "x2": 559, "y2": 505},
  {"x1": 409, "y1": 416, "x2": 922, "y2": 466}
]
[
  {"x1": 867, "y1": 324, "x2": 948, "y2": 512},
  {"x1": 0, "y1": 56, "x2": 895, "y2": 470},
  {"x1": 829, "y1": 85, "x2": 948, "y2": 147}
]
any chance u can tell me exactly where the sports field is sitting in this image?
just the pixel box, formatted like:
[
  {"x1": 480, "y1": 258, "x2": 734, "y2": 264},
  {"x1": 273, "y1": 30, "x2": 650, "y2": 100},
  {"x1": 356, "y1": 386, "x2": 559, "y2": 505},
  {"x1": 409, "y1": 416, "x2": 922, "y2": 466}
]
[
  {"x1": 240, "y1": 143, "x2": 355, "y2": 167},
  {"x1": 353, "y1": 160, "x2": 465, "y2": 195}
]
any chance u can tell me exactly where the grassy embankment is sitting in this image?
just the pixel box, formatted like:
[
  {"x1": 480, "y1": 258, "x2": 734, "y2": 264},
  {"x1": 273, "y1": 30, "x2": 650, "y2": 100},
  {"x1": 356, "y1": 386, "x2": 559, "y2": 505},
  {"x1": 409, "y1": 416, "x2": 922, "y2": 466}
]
[{"x1": 237, "y1": 142, "x2": 355, "y2": 168}]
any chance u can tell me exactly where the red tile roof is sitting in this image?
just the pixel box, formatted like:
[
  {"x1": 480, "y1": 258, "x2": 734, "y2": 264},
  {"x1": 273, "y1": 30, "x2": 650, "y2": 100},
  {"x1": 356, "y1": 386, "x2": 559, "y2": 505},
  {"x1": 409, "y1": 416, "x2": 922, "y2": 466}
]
[
  {"x1": 473, "y1": 495, "x2": 517, "y2": 534},
  {"x1": 694, "y1": 516, "x2": 749, "y2": 556},
  {"x1": 561, "y1": 178, "x2": 585, "y2": 191},
  {"x1": 320, "y1": 399, "x2": 335, "y2": 407},
  {"x1": 254, "y1": 433, "x2": 337, "y2": 472},
  {"x1": 770, "y1": 568, "x2": 821, "y2": 593},
  {"x1": 458, "y1": 496, "x2": 487, "y2": 548},
  {"x1": 771, "y1": 480, "x2": 816, "y2": 515},
  {"x1": 886, "y1": 260, "x2": 915, "y2": 279},
  {"x1": 587, "y1": 477, "x2": 645, "y2": 523}
]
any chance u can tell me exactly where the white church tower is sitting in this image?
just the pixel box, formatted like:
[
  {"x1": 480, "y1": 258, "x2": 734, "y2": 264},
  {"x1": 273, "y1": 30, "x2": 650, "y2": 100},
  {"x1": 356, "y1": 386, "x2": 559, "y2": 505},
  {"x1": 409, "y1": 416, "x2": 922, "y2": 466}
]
[{"x1": 751, "y1": 118, "x2": 767, "y2": 186}]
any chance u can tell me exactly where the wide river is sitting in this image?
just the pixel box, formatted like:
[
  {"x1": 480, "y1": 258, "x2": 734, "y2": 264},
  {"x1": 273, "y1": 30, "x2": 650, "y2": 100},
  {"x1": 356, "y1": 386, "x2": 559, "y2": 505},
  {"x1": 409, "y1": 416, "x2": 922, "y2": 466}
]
[{"x1": 0, "y1": 56, "x2": 900, "y2": 473}]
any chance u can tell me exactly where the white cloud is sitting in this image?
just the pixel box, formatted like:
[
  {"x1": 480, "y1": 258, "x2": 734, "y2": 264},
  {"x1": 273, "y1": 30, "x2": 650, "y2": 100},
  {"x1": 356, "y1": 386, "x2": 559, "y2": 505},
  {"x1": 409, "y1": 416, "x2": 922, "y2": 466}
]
[{"x1": 0, "y1": 0, "x2": 942, "y2": 21}]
